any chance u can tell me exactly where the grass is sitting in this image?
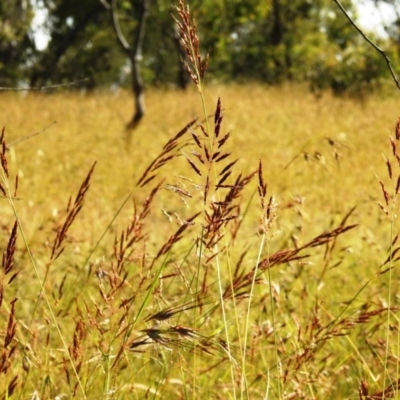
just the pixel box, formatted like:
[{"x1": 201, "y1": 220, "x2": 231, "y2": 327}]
[
  {"x1": 1, "y1": 83, "x2": 399, "y2": 399},
  {"x1": 1, "y1": 6, "x2": 400, "y2": 397}
]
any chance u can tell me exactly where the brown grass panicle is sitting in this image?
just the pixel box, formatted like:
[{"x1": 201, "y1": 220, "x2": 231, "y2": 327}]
[
  {"x1": 50, "y1": 161, "x2": 96, "y2": 261},
  {"x1": 0, "y1": 129, "x2": 19, "y2": 398},
  {"x1": 377, "y1": 117, "x2": 400, "y2": 218},
  {"x1": 0, "y1": 244, "x2": 18, "y2": 397},
  {"x1": 85, "y1": 2, "x2": 375, "y2": 397},
  {"x1": 359, "y1": 378, "x2": 400, "y2": 400},
  {"x1": 1, "y1": 93, "x2": 398, "y2": 398},
  {"x1": 111, "y1": 80, "x2": 366, "y2": 398},
  {"x1": 367, "y1": 115, "x2": 400, "y2": 399},
  {"x1": 174, "y1": 0, "x2": 209, "y2": 89}
]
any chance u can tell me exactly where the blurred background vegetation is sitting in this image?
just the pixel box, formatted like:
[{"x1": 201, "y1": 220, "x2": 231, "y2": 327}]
[{"x1": 1, "y1": 0, "x2": 400, "y2": 96}]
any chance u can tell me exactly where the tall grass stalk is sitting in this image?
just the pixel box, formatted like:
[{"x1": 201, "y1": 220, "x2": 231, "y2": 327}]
[
  {"x1": 241, "y1": 231, "x2": 265, "y2": 396},
  {"x1": 0, "y1": 130, "x2": 87, "y2": 398},
  {"x1": 378, "y1": 119, "x2": 400, "y2": 398},
  {"x1": 175, "y1": 1, "x2": 238, "y2": 396}
]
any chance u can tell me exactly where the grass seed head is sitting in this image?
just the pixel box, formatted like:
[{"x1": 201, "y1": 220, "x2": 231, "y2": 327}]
[{"x1": 175, "y1": 0, "x2": 209, "y2": 88}]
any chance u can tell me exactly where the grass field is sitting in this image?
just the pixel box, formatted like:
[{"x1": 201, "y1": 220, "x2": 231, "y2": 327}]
[{"x1": 1, "y1": 81, "x2": 400, "y2": 399}]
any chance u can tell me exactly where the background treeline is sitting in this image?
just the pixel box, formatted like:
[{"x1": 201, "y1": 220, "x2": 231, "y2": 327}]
[{"x1": 2, "y1": 0, "x2": 400, "y2": 95}]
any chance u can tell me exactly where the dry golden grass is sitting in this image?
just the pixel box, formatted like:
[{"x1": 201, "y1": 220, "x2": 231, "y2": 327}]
[
  {"x1": 1, "y1": 79, "x2": 400, "y2": 399},
  {"x1": 3, "y1": 85, "x2": 395, "y2": 251}
]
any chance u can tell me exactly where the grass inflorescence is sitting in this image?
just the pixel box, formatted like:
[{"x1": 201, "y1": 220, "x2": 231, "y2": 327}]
[{"x1": 1, "y1": 2, "x2": 400, "y2": 399}]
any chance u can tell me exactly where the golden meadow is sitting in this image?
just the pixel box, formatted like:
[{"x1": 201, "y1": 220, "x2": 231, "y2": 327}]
[{"x1": 1, "y1": 82, "x2": 400, "y2": 399}]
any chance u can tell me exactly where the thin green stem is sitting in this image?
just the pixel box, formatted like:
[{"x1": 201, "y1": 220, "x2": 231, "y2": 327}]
[
  {"x1": 241, "y1": 233, "x2": 266, "y2": 398},
  {"x1": 383, "y1": 195, "x2": 397, "y2": 397},
  {"x1": 197, "y1": 73, "x2": 237, "y2": 398},
  {"x1": 266, "y1": 240, "x2": 282, "y2": 399},
  {"x1": 0, "y1": 168, "x2": 87, "y2": 399},
  {"x1": 102, "y1": 352, "x2": 111, "y2": 398}
]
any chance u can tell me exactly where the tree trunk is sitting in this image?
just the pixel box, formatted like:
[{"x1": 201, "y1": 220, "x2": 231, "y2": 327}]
[
  {"x1": 126, "y1": 0, "x2": 150, "y2": 130},
  {"x1": 108, "y1": 0, "x2": 150, "y2": 130},
  {"x1": 271, "y1": 0, "x2": 283, "y2": 46}
]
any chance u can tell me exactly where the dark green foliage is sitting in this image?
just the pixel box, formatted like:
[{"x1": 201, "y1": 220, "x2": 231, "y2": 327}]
[
  {"x1": 1, "y1": 0, "x2": 399, "y2": 94},
  {"x1": 0, "y1": 0, "x2": 34, "y2": 86},
  {"x1": 29, "y1": 0, "x2": 123, "y2": 88}
]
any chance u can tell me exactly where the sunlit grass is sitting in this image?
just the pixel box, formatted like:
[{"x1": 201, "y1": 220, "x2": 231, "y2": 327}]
[
  {"x1": 1, "y1": 83, "x2": 400, "y2": 398},
  {"x1": 4, "y1": 85, "x2": 394, "y2": 255}
]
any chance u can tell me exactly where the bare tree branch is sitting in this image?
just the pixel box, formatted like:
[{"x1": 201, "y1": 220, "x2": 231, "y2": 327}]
[
  {"x1": 6, "y1": 121, "x2": 57, "y2": 150},
  {"x1": 98, "y1": 0, "x2": 111, "y2": 10},
  {"x1": 333, "y1": 0, "x2": 400, "y2": 91},
  {"x1": 0, "y1": 79, "x2": 89, "y2": 92},
  {"x1": 110, "y1": 0, "x2": 131, "y2": 53}
]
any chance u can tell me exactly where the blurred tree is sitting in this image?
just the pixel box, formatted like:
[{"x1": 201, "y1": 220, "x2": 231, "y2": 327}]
[
  {"x1": 2, "y1": 0, "x2": 395, "y2": 98},
  {"x1": 29, "y1": 0, "x2": 115, "y2": 87},
  {"x1": 0, "y1": 0, "x2": 34, "y2": 87},
  {"x1": 191, "y1": 0, "x2": 359, "y2": 84},
  {"x1": 100, "y1": 0, "x2": 151, "y2": 129},
  {"x1": 371, "y1": 0, "x2": 400, "y2": 44},
  {"x1": 29, "y1": 0, "x2": 186, "y2": 128},
  {"x1": 315, "y1": 0, "x2": 398, "y2": 94}
]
